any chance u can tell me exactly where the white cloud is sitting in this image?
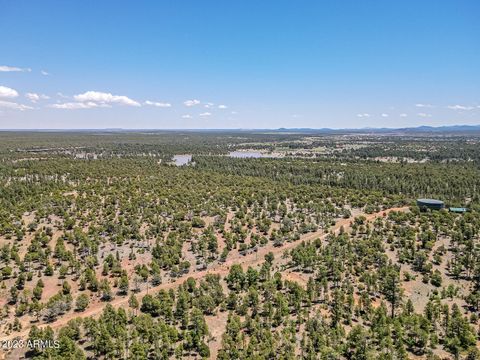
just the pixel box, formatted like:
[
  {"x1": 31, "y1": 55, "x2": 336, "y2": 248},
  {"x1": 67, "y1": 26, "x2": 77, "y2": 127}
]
[
  {"x1": 417, "y1": 113, "x2": 432, "y2": 118},
  {"x1": 0, "y1": 100, "x2": 33, "y2": 111},
  {"x1": 381, "y1": 113, "x2": 389, "y2": 117},
  {"x1": 74, "y1": 91, "x2": 140, "y2": 107},
  {"x1": 25, "y1": 93, "x2": 39, "y2": 102},
  {"x1": 0, "y1": 65, "x2": 31, "y2": 72},
  {"x1": 184, "y1": 99, "x2": 200, "y2": 107},
  {"x1": 399, "y1": 113, "x2": 408, "y2": 117},
  {"x1": 41, "y1": 70, "x2": 49, "y2": 76},
  {"x1": 0, "y1": 86, "x2": 19, "y2": 98},
  {"x1": 447, "y1": 105, "x2": 474, "y2": 110},
  {"x1": 356, "y1": 113, "x2": 370, "y2": 118},
  {"x1": 231, "y1": 111, "x2": 238, "y2": 115},
  {"x1": 182, "y1": 114, "x2": 192, "y2": 119},
  {"x1": 25, "y1": 93, "x2": 50, "y2": 103},
  {"x1": 415, "y1": 103, "x2": 434, "y2": 108},
  {"x1": 145, "y1": 100, "x2": 171, "y2": 108},
  {"x1": 204, "y1": 102, "x2": 214, "y2": 109},
  {"x1": 199, "y1": 112, "x2": 211, "y2": 117},
  {"x1": 48, "y1": 102, "x2": 108, "y2": 110},
  {"x1": 218, "y1": 104, "x2": 227, "y2": 109}
]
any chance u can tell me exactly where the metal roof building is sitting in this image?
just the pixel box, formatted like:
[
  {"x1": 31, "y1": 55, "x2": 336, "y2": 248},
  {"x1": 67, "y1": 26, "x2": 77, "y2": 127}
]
[
  {"x1": 417, "y1": 199, "x2": 445, "y2": 210},
  {"x1": 449, "y1": 207, "x2": 468, "y2": 213}
]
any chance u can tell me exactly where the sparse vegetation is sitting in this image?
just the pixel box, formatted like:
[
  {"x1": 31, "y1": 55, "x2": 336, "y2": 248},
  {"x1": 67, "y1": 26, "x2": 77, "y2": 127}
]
[{"x1": 0, "y1": 131, "x2": 479, "y2": 359}]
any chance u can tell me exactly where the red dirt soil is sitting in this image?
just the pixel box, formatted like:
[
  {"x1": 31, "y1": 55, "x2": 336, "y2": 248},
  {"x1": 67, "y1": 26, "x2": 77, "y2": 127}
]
[{"x1": 1, "y1": 207, "x2": 409, "y2": 343}]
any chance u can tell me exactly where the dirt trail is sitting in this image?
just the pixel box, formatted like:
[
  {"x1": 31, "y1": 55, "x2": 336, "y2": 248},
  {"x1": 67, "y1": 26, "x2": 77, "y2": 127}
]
[{"x1": 1, "y1": 206, "x2": 408, "y2": 341}]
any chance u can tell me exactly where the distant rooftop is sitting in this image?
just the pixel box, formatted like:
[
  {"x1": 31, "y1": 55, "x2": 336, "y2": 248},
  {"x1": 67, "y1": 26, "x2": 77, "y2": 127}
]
[
  {"x1": 417, "y1": 199, "x2": 444, "y2": 205},
  {"x1": 449, "y1": 207, "x2": 468, "y2": 213}
]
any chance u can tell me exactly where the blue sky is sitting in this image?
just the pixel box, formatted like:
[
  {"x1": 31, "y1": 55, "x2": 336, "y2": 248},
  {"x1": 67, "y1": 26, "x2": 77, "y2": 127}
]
[{"x1": 1, "y1": 0, "x2": 479, "y2": 129}]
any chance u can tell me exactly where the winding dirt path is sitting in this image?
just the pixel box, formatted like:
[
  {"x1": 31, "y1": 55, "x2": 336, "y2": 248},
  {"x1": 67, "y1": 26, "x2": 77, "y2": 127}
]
[{"x1": 1, "y1": 206, "x2": 408, "y2": 341}]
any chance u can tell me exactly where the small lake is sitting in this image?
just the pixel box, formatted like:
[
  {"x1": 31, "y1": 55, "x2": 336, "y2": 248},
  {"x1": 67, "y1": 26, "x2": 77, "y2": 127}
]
[
  {"x1": 228, "y1": 151, "x2": 264, "y2": 158},
  {"x1": 228, "y1": 151, "x2": 281, "y2": 158},
  {"x1": 172, "y1": 154, "x2": 192, "y2": 166}
]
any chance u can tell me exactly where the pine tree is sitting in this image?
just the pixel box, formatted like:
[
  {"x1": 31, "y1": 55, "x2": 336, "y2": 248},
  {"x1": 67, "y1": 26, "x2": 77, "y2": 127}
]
[{"x1": 381, "y1": 264, "x2": 403, "y2": 317}]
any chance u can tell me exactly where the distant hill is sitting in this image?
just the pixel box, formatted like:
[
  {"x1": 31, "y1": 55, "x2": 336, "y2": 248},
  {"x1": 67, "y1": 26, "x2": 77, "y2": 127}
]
[
  {"x1": 2, "y1": 124, "x2": 480, "y2": 135},
  {"x1": 273, "y1": 124, "x2": 480, "y2": 135},
  {"x1": 400, "y1": 125, "x2": 480, "y2": 133}
]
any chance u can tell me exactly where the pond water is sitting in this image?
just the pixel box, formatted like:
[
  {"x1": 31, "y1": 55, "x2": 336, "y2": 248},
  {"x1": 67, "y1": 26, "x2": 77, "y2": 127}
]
[
  {"x1": 172, "y1": 154, "x2": 192, "y2": 166},
  {"x1": 173, "y1": 152, "x2": 276, "y2": 165},
  {"x1": 228, "y1": 151, "x2": 264, "y2": 158}
]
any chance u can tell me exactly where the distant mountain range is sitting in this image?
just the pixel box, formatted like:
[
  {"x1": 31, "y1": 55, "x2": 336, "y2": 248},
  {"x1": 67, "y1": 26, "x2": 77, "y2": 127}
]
[
  {"x1": 2, "y1": 124, "x2": 480, "y2": 135},
  {"x1": 401, "y1": 125, "x2": 480, "y2": 133},
  {"x1": 274, "y1": 124, "x2": 480, "y2": 135}
]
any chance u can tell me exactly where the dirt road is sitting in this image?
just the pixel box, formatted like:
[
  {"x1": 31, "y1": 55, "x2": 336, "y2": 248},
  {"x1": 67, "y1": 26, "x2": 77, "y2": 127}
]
[{"x1": 1, "y1": 206, "x2": 409, "y2": 341}]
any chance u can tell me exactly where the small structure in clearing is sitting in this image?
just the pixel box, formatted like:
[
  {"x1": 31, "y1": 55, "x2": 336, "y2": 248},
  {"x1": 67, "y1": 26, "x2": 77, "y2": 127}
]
[
  {"x1": 449, "y1": 207, "x2": 468, "y2": 214},
  {"x1": 417, "y1": 198, "x2": 445, "y2": 211}
]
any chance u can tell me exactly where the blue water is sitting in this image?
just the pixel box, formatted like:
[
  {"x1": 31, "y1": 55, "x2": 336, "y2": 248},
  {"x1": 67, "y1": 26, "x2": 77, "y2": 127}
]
[
  {"x1": 172, "y1": 154, "x2": 192, "y2": 166},
  {"x1": 228, "y1": 151, "x2": 264, "y2": 158}
]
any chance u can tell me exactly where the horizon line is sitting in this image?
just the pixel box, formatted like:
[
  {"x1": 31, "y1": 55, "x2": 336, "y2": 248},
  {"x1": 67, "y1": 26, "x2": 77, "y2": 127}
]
[{"x1": 0, "y1": 123, "x2": 480, "y2": 132}]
